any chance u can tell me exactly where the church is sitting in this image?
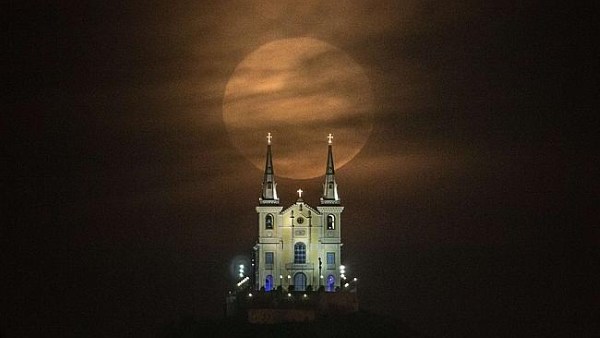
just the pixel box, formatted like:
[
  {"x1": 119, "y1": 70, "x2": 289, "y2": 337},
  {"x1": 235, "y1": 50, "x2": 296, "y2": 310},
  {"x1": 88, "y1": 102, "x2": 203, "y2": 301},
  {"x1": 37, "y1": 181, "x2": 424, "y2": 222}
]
[{"x1": 252, "y1": 133, "x2": 344, "y2": 293}]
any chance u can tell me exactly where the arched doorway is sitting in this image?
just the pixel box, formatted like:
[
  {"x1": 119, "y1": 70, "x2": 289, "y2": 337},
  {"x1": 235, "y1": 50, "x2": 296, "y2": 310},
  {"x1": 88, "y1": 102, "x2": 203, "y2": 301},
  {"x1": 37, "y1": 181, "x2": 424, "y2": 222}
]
[
  {"x1": 326, "y1": 275, "x2": 335, "y2": 292},
  {"x1": 265, "y1": 275, "x2": 273, "y2": 292},
  {"x1": 294, "y1": 272, "x2": 307, "y2": 291}
]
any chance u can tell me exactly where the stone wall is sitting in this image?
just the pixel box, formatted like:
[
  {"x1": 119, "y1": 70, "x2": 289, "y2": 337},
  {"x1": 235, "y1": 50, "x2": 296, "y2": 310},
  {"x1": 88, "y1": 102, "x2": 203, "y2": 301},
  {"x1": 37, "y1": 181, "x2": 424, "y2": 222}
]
[
  {"x1": 231, "y1": 292, "x2": 359, "y2": 323},
  {"x1": 317, "y1": 292, "x2": 359, "y2": 315},
  {"x1": 247, "y1": 308, "x2": 316, "y2": 324}
]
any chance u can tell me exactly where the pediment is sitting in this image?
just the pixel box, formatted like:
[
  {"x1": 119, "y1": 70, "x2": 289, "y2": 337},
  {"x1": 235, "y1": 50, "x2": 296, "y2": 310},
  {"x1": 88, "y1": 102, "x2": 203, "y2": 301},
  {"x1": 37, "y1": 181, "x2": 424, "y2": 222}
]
[{"x1": 280, "y1": 202, "x2": 321, "y2": 218}]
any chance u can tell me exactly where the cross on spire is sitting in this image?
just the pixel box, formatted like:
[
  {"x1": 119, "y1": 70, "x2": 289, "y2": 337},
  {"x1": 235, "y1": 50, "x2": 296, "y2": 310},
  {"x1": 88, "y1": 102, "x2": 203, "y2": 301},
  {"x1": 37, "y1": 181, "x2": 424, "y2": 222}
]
[
  {"x1": 297, "y1": 188, "x2": 303, "y2": 198},
  {"x1": 321, "y1": 132, "x2": 340, "y2": 204},
  {"x1": 260, "y1": 132, "x2": 278, "y2": 205}
]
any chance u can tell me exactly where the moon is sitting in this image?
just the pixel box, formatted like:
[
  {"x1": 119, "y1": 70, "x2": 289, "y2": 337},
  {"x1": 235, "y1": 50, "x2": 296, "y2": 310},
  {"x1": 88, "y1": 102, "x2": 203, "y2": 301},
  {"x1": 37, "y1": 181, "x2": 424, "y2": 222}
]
[{"x1": 223, "y1": 37, "x2": 373, "y2": 180}]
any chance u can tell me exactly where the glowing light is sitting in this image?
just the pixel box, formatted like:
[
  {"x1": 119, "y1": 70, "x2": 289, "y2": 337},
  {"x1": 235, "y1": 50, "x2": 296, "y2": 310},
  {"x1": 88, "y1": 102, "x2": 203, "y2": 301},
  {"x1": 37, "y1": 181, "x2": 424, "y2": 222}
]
[
  {"x1": 267, "y1": 132, "x2": 272, "y2": 144},
  {"x1": 237, "y1": 277, "x2": 250, "y2": 287},
  {"x1": 297, "y1": 188, "x2": 303, "y2": 198},
  {"x1": 344, "y1": 283, "x2": 349, "y2": 288},
  {"x1": 248, "y1": 293, "x2": 253, "y2": 297},
  {"x1": 303, "y1": 294, "x2": 307, "y2": 298},
  {"x1": 328, "y1": 133, "x2": 333, "y2": 144},
  {"x1": 222, "y1": 38, "x2": 374, "y2": 180},
  {"x1": 238, "y1": 264, "x2": 245, "y2": 278},
  {"x1": 287, "y1": 293, "x2": 292, "y2": 297},
  {"x1": 353, "y1": 277, "x2": 358, "y2": 282}
]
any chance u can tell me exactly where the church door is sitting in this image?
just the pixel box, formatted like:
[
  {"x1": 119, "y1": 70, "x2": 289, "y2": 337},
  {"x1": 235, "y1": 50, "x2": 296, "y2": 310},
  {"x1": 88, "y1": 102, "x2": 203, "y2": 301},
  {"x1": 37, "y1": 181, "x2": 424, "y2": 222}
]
[
  {"x1": 294, "y1": 272, "x2": 307, "y2": 291},
  {"x1": 265, "y1": 275, "x2": 273, "y2": 291},
  {"x1": 326, "y1": 275, "x2": 335, "y2": 292}
]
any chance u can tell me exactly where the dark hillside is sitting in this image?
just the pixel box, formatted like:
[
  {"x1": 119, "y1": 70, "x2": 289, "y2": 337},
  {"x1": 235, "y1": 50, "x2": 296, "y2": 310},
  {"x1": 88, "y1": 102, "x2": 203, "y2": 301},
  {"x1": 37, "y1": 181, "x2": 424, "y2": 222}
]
[{"x1": 158, "y1": 311, "x2": 424, "y2": 338}]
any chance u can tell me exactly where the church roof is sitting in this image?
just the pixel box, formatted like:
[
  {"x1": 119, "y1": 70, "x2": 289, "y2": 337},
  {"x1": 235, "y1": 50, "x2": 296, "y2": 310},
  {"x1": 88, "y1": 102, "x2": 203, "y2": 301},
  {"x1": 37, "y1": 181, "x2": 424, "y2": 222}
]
[{"x1": 280, "y1": 201, "x2": 321, "y2": 216}]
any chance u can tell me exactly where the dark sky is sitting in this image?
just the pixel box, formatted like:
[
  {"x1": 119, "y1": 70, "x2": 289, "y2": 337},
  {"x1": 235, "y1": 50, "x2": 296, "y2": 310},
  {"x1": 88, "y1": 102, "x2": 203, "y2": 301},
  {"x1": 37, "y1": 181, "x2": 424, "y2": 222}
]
[{"x1": 4, "y1": 1, "x2": 596, "y2": 337}]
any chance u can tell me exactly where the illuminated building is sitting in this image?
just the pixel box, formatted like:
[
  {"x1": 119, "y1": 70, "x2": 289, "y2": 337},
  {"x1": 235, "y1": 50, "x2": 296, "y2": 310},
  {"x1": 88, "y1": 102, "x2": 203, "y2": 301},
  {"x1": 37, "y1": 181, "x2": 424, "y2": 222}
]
[{"x1": 254, "y1": 133, "x2": 344, "y2": 292}]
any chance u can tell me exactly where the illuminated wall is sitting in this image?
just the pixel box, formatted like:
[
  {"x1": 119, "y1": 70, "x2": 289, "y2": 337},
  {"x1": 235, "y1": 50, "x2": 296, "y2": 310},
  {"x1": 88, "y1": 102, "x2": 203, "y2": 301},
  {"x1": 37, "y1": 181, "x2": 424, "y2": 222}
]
[{"x1": 255, "y1": 199, "x2": 343, "y2": 291}]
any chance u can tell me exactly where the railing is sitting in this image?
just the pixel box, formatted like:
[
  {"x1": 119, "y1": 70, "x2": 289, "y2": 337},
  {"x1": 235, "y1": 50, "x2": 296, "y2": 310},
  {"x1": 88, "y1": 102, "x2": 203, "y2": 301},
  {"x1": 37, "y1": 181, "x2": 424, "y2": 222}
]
[{"x1": 285, "y1": 262, "x2": 314, "y2": 270}]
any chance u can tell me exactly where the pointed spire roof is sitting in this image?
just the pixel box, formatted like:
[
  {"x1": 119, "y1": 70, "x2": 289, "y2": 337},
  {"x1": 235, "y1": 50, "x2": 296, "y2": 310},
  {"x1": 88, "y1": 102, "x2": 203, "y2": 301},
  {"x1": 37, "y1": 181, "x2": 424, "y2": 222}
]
[
  {"x1": 264, "y1": 133, "x2": 274, "y2": 176},
  {"x1": 326, "y1": 133, "x2": 335, "y2": 175},
  {"x1": 321, "y1": 133, "x2": 340, "y2": 205},
  {"x1": 259, "y1": 132, "x2": 279, "y2": 205}
]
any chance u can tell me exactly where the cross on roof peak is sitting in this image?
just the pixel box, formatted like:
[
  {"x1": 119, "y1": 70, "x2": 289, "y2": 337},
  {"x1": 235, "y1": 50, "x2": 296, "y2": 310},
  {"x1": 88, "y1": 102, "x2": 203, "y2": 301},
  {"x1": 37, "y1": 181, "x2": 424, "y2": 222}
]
[
  {"x1": 267, "y1": 132, "x2": 272, "y2": 144},
  {"x1": 297, "y1": 188, "x2": 303, "y2": 198},
  {"x1": 327, "y1": 133, "x2": 333, "y2": 144}
]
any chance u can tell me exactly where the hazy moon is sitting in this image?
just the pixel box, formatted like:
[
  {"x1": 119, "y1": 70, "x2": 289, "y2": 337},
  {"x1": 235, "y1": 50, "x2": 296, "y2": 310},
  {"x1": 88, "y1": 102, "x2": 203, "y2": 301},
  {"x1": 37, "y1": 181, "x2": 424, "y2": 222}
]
[{"x1": 223, "y1": 37, "x2": 373, "y2": 180}]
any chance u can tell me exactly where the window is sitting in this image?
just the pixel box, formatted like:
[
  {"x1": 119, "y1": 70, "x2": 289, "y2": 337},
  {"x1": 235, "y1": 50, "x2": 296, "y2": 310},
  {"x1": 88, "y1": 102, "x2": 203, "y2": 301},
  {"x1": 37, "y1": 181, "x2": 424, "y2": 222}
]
[
  {"x1": 326, "y1": 252, "x2": 335, "y2": 264},
  {"x1": 265, "y1": 214, "x2": 273, "y2": 229},
  {"x1": 327, "y1": 214, "x2": 335, "y2": 230},
  {"x1": 265, "y1": 252, "x2": 274, "y2": 265},
  {"x1": 294, "y1": 242, "x2": 306, "y2": 264},
  {"x1": 265, "y1": 275, "x2": 273, "y2": 292}
]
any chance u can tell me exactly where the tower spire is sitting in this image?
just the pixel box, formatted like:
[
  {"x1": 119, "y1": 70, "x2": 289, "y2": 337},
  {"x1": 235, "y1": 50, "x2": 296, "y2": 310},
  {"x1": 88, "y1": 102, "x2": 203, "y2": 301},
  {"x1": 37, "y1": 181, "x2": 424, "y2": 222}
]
[
  {"x1": 260, "y1": 133, "x2": 279, "y2": 205},
  {"x1": 321, "y1": 133, "x2": 340, "y2": 205}
]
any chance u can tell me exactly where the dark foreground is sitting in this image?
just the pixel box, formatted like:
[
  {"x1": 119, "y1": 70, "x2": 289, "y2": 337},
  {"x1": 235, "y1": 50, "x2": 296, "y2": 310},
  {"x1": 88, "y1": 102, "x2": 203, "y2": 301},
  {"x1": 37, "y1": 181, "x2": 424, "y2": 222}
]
[{"x1": 158, "y1": 310, "x2": 425, "y2": 338}]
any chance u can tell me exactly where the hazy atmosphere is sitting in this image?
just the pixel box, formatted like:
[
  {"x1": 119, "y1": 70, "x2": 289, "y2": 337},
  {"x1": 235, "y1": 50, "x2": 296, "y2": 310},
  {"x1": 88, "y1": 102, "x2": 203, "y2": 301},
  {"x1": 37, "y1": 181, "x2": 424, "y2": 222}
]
[{"x1": 4, "y1": 1, "x2": 596, "y2": 337}]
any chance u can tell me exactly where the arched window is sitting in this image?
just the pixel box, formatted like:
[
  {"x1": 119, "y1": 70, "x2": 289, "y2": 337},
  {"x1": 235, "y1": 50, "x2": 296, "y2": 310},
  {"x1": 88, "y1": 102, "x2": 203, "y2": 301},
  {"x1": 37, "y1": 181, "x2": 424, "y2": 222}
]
[
  {"x1": 327, "y1": 214, "x2": 335, "y2": 230},
  {"x1": 294, "y1": 272, "x2": 307, "y2": 291},
  {"x1": 265, "y1": 275, "x2": 273, "y2": 292},
  {"x1": 294, "y1": 242, "x2": 306, "y2": 264},
  {"x1": 265, "y1": 214, "x2": 273, "y2": 229},
  {"x1": 326, "y1": 275, "x2": 336, "y2": 292}
]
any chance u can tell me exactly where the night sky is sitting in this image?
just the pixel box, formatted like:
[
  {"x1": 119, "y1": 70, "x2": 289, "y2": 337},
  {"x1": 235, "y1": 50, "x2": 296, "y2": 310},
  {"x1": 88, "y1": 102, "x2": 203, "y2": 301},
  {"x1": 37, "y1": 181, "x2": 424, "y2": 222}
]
[{"x1": 4, "y1": 1, "x2": 596, "y2": 337}]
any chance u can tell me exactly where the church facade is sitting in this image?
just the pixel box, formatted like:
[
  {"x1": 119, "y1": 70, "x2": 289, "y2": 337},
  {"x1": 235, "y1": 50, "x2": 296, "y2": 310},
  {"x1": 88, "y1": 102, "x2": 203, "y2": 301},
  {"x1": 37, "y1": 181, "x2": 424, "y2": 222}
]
[{"x1": 253, "y1": 133, "x2": 344, "y2": 292}]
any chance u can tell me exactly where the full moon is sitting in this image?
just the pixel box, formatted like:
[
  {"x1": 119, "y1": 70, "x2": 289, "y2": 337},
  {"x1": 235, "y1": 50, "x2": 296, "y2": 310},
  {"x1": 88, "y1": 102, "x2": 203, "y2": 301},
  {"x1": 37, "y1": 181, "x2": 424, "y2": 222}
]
[{"x1": 223, "y1": 37, "x2": 373, "y2": 179}]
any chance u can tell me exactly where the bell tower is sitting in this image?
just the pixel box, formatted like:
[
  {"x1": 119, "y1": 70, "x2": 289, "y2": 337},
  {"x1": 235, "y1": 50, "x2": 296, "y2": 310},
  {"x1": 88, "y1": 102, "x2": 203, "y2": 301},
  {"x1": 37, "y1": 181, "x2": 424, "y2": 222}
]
[
  {"x1": 317, "y1": 133, "x2": 344, "y2": 291},
  {"x1": 255, "y1": 133, "x2": 283, "y2": 291}
]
